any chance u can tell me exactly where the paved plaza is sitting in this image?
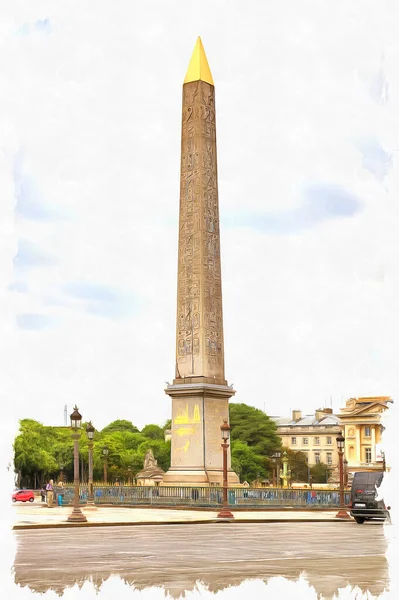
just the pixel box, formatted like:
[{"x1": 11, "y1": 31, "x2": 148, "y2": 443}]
[
  {"x1": 13, "y1": 521, "x2": 389, "y2": 598},
  {"x1": 13, "y1": 502, "x2": 356, "y2": 529}
]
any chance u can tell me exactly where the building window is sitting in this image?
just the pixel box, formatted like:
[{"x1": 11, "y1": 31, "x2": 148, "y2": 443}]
[
  {"x1": 327, "y1": 452, "x2": 333, "y2": 466},
  {"x1": 314, "y1": 452, "x2": 320, "y2": 464},
  {"x1": 314, "y1": 437, "x2": 320, "y2": 445},
  {"x1": 291, "y1": 437, "x2": 297, "y2": 445},
  {"x1": 364, "y1": 426, "x2": 371, "y2": 437},
  {"x1": 326, "y1": 436, "x2": 332, "y2": 445},
  {"x1": 365, "y1": 448, "x2": 372, "y2": 463},
  {"x1": 303, "y1": 437, "x2": 308, "y2": 445}
]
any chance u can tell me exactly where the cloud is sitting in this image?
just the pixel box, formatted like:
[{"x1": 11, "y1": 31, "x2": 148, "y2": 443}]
[
  {"x1": 13, "y1": 239, "x2": 55, "y2": 270},
  {"x1": 16, "y1": 313, "x2": 56, "y2": 331},
  {"x1": 18, "y1": 19, "x2": 51, "y2": 37},
  {"x1": 225, "y1": 183, "x2": 363, "y2": 234},
  {"x1": 368, "y1": 68, "x2": 389, "y2": 105},
  {"x1": 14, "y1": 155, "x2": 69, "y2": 221},
  {"x1": 354, "y1": 135, "x2": 393, "y2": 181},
  {"x1": 302, "y1": 183, "x2": 363, "y2": 219},
  {"x1": 358, "y1": 66, "x2": 389, "y2": 105},
  {"x1": 63, "y1": 282, "x2": 136, "y2": 319},
  {"x1": 8, "y1": 281, "x2": 28, "y2": 293}
]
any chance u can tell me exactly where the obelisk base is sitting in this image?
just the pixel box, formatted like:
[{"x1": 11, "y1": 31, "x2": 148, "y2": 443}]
[
  {"x1": 161, "y1": 468, "x2": 239, "y2": 486},
  {"x1": 163, "y1": 381, "x2": 240, "y2": 486}
]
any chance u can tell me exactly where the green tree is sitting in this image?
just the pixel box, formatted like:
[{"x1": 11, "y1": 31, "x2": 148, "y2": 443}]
[
  {"x1": 162, "y1": 419, "x2": 172, "y2": 431},
  {"x1": 229, "y1": 403, "x2": 281, "y2": 455},
  {"x1": 310, "y1": 462, "x2": 330, "y2": 483},
  {"x1": 13, "y1": 420, "x2": 64, "y2": 487},
  {"x1": 140, "y1": 424, "x2": 165, "y2": 440},
  {"x1": 231, "y1": 441, "x2": 267, "y2": 483},
  {"x1": 101, "y1": 420, "x2": 139, "y2": 434},
  {"x1": 285, "y1": 448, "x2": 309, "y2": 482}
]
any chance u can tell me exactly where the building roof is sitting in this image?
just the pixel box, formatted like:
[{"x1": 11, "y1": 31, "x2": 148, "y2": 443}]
[
  {"x1": 339, "y1": 396, "x2": 393, "y2": 415},
  {"x1": 272, "y1": 414, "x2": 341, "y2": 427}
]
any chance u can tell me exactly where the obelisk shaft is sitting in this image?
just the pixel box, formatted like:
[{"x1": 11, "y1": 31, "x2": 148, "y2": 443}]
[
  {"x1": 164, "y1": 38, "x2": 239, "y2": 486},
  {"x1": 175, "y1": 78, "x2": 225, "y2": 384}
]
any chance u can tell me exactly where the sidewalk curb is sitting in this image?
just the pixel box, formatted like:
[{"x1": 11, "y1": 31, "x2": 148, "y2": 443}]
[
  {"x1": 80, "y1": 505, "x2": 345, "y2": 512},
  {"x1": 13, "y1": 517, "x2": 354, "y2": 530}
]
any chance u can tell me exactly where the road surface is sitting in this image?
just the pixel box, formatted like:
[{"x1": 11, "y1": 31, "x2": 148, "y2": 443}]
[{"x1": 14, "y1": 522, "x2": 389, "y2": 598}]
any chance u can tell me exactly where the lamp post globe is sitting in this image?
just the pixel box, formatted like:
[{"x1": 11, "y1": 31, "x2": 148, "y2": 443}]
[
  {"x1": 70, "y1": 405, "x2": 82, "y2": 430},
  {"x1": 221, "y1": 419, "x2": 230, "y2": 442},
  {"x1": 67, "y1": 406, "x2": 87, "y2": 523},
  {"x1": 86, "y1": 421, "x2": 95, "y2": 440}
]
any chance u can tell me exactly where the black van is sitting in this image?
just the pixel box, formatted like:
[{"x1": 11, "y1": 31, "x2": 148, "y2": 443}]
[{"x1": 350, "y1": 471, "x2": 390, "y2": 524}]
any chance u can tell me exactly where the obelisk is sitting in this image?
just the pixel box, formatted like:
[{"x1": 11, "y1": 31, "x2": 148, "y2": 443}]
[{"x1": 163, "y1": 38, "x2": 239, "y2": 485}]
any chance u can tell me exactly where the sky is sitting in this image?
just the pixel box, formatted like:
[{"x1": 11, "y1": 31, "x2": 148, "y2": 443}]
[
  {"x1": 1, "y1": 1, "x2": 399, "y2": 596},
  {"x1": 1, "y1": 0, "x2": 399, "y2": 428}
]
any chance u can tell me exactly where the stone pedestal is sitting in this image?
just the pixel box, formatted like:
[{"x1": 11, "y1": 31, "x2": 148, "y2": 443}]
[{"x1": 162, "y1": 381, "x2": 239, "y2": 486}]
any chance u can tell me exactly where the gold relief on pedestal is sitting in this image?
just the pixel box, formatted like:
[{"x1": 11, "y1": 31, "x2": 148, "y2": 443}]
[
  {"x1": 175, "y1": 427, "x2": 195, "y2": 437},
  {"x1": 174, "y1": 403, "x2": 201, "y2": 425},
  {"x1": 175, "y1": 441, "x2": 190, "y2": 453}
]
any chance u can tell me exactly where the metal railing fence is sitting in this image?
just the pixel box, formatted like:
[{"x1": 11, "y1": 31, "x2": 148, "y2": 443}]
[{"x1": 57, "y1": 485, "x2": 351, "y2": 508}]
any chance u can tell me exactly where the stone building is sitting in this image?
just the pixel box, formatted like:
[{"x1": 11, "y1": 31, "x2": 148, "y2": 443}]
[
  {"x1": 272, "y1": 408, "x2": 342, "y2": 482},
  {"x1": 337, "y1": 396, "x2": 392, "y2": 474}
]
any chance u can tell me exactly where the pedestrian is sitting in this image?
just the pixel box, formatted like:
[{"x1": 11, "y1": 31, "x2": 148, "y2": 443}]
[
  {"x1": 40, "y1": 486, "x2": 46, "y2": 503},
  {"x1": 46, "y1": 479, "x2": 54, "y2": 507},
  {"x1": 56, "y1": 481, "x2": 65, "y2": 506}
]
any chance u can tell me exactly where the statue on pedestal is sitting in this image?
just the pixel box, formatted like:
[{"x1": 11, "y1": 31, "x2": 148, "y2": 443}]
[{"x1": 136, "y1": 449, "x2": 165, "y2": 486}]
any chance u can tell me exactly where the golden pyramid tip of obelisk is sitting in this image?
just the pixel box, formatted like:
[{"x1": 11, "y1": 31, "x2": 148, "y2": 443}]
[{"x1": 184, "y1": 36, "x2": 214, "y2": 86}]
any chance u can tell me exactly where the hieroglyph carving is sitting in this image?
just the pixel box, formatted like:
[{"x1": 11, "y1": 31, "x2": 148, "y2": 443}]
[{"x1": 176, "y1": 80, "x2": 225, "y2": 381}]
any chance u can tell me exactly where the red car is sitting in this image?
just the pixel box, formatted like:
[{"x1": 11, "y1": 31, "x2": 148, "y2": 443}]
[{"x1": 12, "y1": 489, "x2": 34, "y2": 503}]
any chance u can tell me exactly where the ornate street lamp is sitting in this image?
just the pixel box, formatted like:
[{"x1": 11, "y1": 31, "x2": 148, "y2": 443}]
[
  {"x1": 275, "y1": 451, "x2": 281, "y2": 488},
  {"x1": 102, "y1": 445, "x2": 109, "y2": 483},
  {"x1": 270, "y1": 451, "x2": 282, "y2": 487},
  {"x1": 280, "y1": 451, "x2": 291, "y2": 488},
  {"x1": 217, "y1": 419, "x2": 234, "y2": 520},
  {"x1": 343, "y1": 458, "x2": 348, "y2": 488},
  {"x1": 270, "y1": 455, "x2": 276, "y2": 487},
  {"x1": 335, "y1": 432, "x2": 350, "y2": 519},
  {"x1": 85, "y1": 421, "x2": 97, "y2": 511},
  {"x1": 127, "y1": 466, "x2": 132, "y2": 486},
  {"x1": 67, "y1": 406, "x2": 87, "y2": 523}
]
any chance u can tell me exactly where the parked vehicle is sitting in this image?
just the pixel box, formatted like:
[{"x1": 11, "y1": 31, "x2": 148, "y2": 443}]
[
  {"x1": 12, "y1": 489, "x2": 35, "y2": 503},
  {"x1": 349, "y1": 472, "x2": 390, "y2": 524}
]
